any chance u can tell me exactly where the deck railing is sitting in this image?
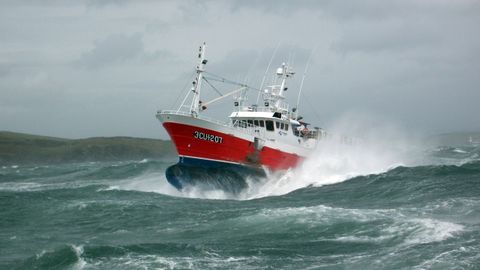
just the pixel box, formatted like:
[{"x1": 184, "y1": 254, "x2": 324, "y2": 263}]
[
  {"x1": 158, "y1": 110, "x2": 266, "y2": 138},
  {"x1": 158, "y1": 110, "x2": 228, "y2": 127}
]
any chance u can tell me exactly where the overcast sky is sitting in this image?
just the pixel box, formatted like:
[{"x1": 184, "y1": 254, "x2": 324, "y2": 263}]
[{"x1": 1, "y1": 0, "x2": 479, "y2": 139}]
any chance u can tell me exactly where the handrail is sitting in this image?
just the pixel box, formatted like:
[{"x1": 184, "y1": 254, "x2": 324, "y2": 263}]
[
  {"x1": 158, "y1": 110, "x2": 228, "y2": 127},
  {"x1": 158, "y1": 110, "x2": 266, "y2": 138},
  {"x1": 237, "y1": 106, "x2": 289, "y2": 113}
]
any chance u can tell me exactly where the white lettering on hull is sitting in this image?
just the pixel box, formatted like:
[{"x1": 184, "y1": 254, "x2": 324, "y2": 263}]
[{"x1": 193, "y1": 131, "x2": 224, "y2": 143}]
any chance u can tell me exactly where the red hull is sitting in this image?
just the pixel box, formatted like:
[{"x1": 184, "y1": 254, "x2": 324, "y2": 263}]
[{"x1": 163, "y1": 122, "x2": 303, "y2": 171}]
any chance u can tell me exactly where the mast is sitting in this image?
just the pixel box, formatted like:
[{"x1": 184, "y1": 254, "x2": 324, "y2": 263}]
[
  {"x1": 268, "y1": 63, "x2": 294, "y2": 111},
  {"x1": 190, "y1": 43, "x2": 207, "y2": 116},
  {"x1": 275, "y1": 63, "x2": 287, "y2": 109}
]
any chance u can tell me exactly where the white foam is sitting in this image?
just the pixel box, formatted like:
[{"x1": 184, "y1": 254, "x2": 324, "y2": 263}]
[
  {"x1": 1, "y1": 179, "x2": 110, "y2": 193},
  {"x1": 453, "y1": 148, "x2": 467, "y2": 154},
  {"x1": 334, "y1": 235, "x2": 391, "y2": 243},
  {"x1": 238, "y1": 113, "x2": 420, "y2": 199},
  {"x1": 35, "y1": 250, "x2": 47, "y2": 259},
  {"x1": 117, "y1": 114, "x2": 421, "y2": 201},
  {"x1": 119, "y1": 113, "x2": 464, "y2": 201},
  {"x1": 0, "y1": 182, "x2": 43, "y2": 192},
  {"x1": 111, "y1": 171, "x2": 237, "y2": 200},
  {"x1": 70, "y1": 244, "x2": 87, "y2": 270},
  {"x1": 236, "y1": 204, "x2": 464, "y2": 247},
  {"x1": 180, "y1": 185, "x2": 233, "y2": 200},
  {"x1": 404, "y1": 218, "x2": 464, "y2": 245},
  {"x1": 413, "y1": 244, "x2": 476, "y2": 270},
  {"x1": 113, "y1": 172, "x2": 181, "y2": 195},
  {"x1": 83, "y1": 253, "x2": 255, "y2": 269},
  {"x1": 243, "y1": 205, "x2": 393, "y2": 226}
]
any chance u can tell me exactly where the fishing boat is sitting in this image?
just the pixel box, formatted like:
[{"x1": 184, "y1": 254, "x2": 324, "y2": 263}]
[{"x1": 156, "y1": 43, "x2": 323, "y2": 191}]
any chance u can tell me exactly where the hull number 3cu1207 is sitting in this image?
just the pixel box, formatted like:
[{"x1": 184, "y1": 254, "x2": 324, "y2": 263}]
[{"x1": 193, "y1": 131, "x2": 223, "y2": 143}]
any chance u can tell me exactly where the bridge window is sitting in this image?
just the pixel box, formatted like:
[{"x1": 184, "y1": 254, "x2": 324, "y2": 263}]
[
  {"x1": 285, "y1": 124, "x2": 289, "y2": 131},
  {"x1": 259, "y1": 120, "x2": 265, "y2": 127},
  {"x1": 291, "y1": 124, "x2": 301, "y2": 136},
  {"x1": 247, "y1": 120, "x2": 253, "y2": 126},
  {"x1": 240, "y1": 120, "x2": 247, "y2": 128},
  {"x1": 276, "y1": 121, "x2": 280, "y2": 129},
  {"x1": 266, "y1": 120, "x2": 274, "y2": 131},
  {"x1": 254, "y1": 120, "x2": 259, "y2": 126}
]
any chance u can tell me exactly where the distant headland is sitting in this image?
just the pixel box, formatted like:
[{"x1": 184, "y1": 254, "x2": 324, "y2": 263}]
[
  {"x1": 1, "y1": 130, "x2": 479, "y2": 166},
  {"x1": 0, "y1": 131, "x2": 176, "y2": 165}
]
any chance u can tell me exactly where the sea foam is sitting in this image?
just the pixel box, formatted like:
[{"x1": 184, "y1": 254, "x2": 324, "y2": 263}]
[{"x1": 239, "y1": 112, "x2": 421, "y2": 199}]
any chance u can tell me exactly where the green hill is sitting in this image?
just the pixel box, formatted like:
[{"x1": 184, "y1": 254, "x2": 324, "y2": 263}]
[{"x1": 0, "y1": 131, "x2": 176, "y2": 165}]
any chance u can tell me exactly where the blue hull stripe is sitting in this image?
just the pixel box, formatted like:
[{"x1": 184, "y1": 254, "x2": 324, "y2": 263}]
[{"x1": 165, "y1": 157, "x2": 266, "y2": 192}]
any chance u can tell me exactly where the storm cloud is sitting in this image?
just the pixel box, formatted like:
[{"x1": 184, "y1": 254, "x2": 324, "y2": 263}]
[{"x1": 0, "y1": 0, "x2": 479, "y2": 138}]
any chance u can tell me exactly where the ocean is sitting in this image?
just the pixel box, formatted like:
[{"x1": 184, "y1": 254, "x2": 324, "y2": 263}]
[{"x1": 1, "y1": 141, "x2": 479, "y2": 269}]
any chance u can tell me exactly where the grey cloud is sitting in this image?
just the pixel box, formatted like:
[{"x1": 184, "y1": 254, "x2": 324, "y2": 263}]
[
  {"x1": 228, "y1": 0, "x2": 480, "y2": 32},
  {"x1": 77, "y1": 33, "x2": 144, "y2": 69},
  {"x1": 145, "y1": 20, "x2": 171, "y2": 34},
  {"x1": 1, "y1": 0, "x2": 479, "y2": 138},
  {"x1": 76, "y1": 33, "x2": 175, "y2": 69},
  {"x1": 209, "y1": 46, "x2": 312, "y2": 81},
  {"x1": 85, "y1": 0, "x2": 128, "y2": 9},
  {"x1": 0, "y1": 63, "x2": 12, "y2": 77},
  {"x1": 331, "y1": 21, "x2": 440, "y2": 54},
  {"x1": 229, "y1": 0, "x2": 410, "y2": 20}
]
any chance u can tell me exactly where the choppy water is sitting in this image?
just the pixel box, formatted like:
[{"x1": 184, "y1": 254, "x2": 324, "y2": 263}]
[{"x1": 1, "y1": 142, "x2": 480, "y2": 269}]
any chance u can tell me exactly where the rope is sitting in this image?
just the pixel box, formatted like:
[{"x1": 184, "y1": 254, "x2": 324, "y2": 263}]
[
  {"x1": 202, "y1": 77, "x2": 224, "y2": 97},
  {"x1": 204, "y1": 72, "x2": 261, "y2": 92},
  {"x1": 173, "y1": 69, "x2": 196, "y2": 108}
]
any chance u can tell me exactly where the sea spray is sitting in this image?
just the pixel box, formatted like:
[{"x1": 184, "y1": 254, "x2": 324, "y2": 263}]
[
  {"x1": 239, "y1": 113, "x2": 424, "y2": 199},
  {"x1": 114, "y1": 170, "x2": 237, "y2": 200},
  {"x1": 92, "y1": 113, "x2": 478, "y2": 202},
  {"x1": 112, "y1": 114, "x2": 427, "y2": 200}
]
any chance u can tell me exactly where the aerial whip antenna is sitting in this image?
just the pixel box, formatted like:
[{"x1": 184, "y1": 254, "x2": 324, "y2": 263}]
[
  {"x1": 295, "y1": 46, "x2": 317, "y2": 119},
  {"x1": 256, "y1": 42, "x2": 281, "y2": 104}
]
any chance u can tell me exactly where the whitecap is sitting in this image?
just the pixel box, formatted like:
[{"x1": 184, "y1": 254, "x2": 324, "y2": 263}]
[
  {"x1": 404, "y1": 218, "x2": 464, "y2": 245},
  {"x1": 240, "y1": 205, "x2": 394, "y2": 227},
  {"x1": 70, "y1": 244, "x2": 87, "y2": 270},
  {"x1": 333, "y1": 235, "x2": 392, "y2": 243},
  {"x1": 104, "y1": 171, "x2": 235, "y2": 200},
  {"x1": 453, "y1": 148, "x2": 468, "y2": 154},
  {"x1": 138, "y1": 158, "x2": 149, "y2": 163},
  {"x1": 0, "y1": 182, "x2": 43, "y2": 192}
]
